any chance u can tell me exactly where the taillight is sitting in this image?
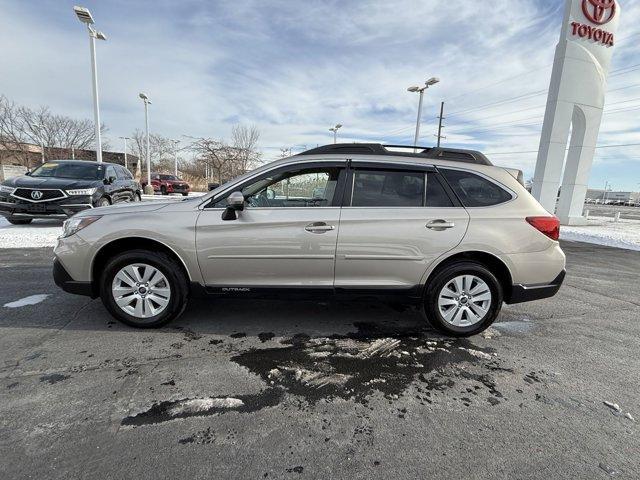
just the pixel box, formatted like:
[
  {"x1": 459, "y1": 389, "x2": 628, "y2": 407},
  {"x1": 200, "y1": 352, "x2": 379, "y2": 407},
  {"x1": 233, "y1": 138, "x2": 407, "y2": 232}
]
[{"x1": 526, "y1": 216, "x2": 560, "y2": 241}]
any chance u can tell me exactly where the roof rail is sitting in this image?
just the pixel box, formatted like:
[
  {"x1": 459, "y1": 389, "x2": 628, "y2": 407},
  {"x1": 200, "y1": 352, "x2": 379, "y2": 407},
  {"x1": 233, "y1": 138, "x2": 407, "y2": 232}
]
[{"x1": 297, "y1": 143, "x2": 492, "y2": 166}]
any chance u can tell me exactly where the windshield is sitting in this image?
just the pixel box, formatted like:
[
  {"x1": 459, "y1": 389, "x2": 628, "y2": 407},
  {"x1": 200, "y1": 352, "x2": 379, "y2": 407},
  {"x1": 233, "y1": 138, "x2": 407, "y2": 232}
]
[
  {"x1": 30, "y1": 162, "x2": 102, "y2": 180},
  {"x1": 160, "y1": 174, "x2": 179, "y2": 181}
]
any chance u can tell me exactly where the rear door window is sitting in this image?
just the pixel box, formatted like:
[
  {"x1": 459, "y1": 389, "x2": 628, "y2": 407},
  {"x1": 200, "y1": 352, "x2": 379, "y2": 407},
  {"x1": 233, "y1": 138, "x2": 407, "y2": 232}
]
[
  {"x1": 351, "y1": 170, "x2": 424, "y2": 207},
  {"x1": 441, "y1": 169, "x2": 512, "y2": 207},
  {"x1": 426, "y1": 172, "x2": 454, "y2": 207}
]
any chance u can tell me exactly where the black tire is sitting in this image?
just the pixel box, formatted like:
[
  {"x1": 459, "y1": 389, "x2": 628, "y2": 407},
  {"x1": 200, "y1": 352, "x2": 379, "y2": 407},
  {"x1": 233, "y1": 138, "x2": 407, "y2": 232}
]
[
  {"x1": 97, "y1": 196, "x2": 111, "y2": 207},
  {"x1": 424, "y1": 261, "x2": 503, "y2": 337},
  {"x1": 132, "y1": 192, "x2": 141, "y2": 202},
  {"x1": 160, "y1": 186, "x2": 167, "y2": 195},
  {"x1": 100, "y1": 249, "x2": 189, "y2": 328},
  {"x1": 7, "y1": 217, "x2": 33, "y2": 225},
  {"x1": 182, "y1": 192, "x2": 188, "y2": 197}
]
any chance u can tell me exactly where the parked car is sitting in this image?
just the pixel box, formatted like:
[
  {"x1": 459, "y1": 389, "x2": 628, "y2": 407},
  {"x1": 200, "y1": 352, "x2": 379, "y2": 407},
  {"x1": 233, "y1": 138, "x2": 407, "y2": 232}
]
[
  {"x1": 0, "y1": 160, "x2": 141, "y2": 224},
  {"x1": 142, "y1": 173, "x2": 190, "y2": 196},
  {"x1": 53, "y1": 143, "x2": 565, "y2": 336}
]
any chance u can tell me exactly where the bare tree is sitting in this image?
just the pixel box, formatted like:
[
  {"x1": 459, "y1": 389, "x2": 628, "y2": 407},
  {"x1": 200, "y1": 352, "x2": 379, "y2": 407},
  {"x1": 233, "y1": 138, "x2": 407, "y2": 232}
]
[
  {"x1": 0, "y1": 95, "x2": 107, "y2": 167},
  {"x1": 187, "y1": 124, "x2": 262, "y2": 184},
  {"x1": 129, "y1": 129, "x2": 178, "y2": 180}
]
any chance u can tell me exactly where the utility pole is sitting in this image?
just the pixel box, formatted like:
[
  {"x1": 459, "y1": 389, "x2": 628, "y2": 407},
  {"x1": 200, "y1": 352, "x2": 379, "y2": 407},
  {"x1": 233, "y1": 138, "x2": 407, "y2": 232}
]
[{"x1": 435, "y1": 101, "x2": 446, "y2": 147}]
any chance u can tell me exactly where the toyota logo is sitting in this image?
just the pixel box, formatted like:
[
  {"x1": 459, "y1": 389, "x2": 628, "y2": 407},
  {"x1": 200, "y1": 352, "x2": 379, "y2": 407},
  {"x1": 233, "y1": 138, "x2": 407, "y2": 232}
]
[
  {"x1": 31, "y1": 190, "x2": 43, "y2": 200},
  {"x1": 582, "y1": 0, "x2": 616, "y2": 25}
]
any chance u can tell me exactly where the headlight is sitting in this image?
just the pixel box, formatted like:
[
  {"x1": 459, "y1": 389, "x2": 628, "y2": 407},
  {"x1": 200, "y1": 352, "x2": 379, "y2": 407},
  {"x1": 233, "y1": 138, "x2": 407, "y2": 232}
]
[
  {"x1": 0, "y1": 185, "x2": 15, "y2": 194},
  {"x1": 61, "y1": 215, "x2": 101, "y2": 238},
  {"x1": 66, "y1": 188, "x2": 97, "y2": 196}
]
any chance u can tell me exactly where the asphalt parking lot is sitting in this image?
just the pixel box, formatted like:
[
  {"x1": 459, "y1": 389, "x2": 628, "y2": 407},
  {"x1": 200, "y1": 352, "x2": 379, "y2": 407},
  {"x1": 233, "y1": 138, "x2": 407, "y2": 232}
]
[{"x1": 1, "y1": 241, "x2": 638, "y2": 479}]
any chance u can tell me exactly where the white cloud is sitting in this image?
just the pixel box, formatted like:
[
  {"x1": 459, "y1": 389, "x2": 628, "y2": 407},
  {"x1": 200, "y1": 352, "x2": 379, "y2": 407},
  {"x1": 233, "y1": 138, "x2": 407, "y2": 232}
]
[{"x1": 0, "y1": 0, "x2": 638, "y2": 187}]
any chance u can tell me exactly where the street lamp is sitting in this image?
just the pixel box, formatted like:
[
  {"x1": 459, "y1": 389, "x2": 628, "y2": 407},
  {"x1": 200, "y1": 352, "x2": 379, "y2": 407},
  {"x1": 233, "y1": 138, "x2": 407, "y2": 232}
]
[
  {"x1": 139, "y1": 93, "x2": 153, "y2": 194},
  {"x1": 172, "y1": 139, "x2": 180, "y2": 176},
  {"x1": 407, "y1": 76, "x2": 439, "y2": 147},
  {"x1": 329, "y1": 124, "x2": 342, "y2": 144},
  {"x1": 118, "y1": 136, "x2": 131, "y2": 171},
  {"x1": 73, "y1": 6, "x2": 106, "y2": 163}
]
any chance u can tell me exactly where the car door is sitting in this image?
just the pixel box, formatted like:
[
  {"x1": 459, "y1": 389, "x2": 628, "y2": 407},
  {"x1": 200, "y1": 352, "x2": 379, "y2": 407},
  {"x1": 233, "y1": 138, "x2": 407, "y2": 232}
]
[
  {"x1": 334, "y1": 164, "x2": 469, "y2": 292},
  {"x1": 195, "y1": 162, "x2": 347, "y2": 290},
  {"x1": 114, "y1": 166, "x2": 133, "y2": 201},
  {"x1": 103, "y1": 165, "x2": 121, "y2": 202}
]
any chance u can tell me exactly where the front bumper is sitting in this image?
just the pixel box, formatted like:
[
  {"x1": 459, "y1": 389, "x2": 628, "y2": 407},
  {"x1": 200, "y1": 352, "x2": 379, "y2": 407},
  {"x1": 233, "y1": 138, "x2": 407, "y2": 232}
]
[
  {"x1": 0, "y1": 195, "x2": 93, "y2": 219},
  {"x1": 507, "y1": 270, "x2": 566, "y2": 304},
  {"x1": 53, "y1": 258, "x2": 95, "y2": 297}
]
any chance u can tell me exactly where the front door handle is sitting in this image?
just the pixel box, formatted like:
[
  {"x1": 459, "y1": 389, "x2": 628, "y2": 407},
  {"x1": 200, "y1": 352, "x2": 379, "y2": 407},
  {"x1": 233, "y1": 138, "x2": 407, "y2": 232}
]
[
  {"x1": 426, "y1": 219, "x2": 455, "y2": 230},
  {"x1": 305, "y1": 222, "x2": 335, "y2": 233}
]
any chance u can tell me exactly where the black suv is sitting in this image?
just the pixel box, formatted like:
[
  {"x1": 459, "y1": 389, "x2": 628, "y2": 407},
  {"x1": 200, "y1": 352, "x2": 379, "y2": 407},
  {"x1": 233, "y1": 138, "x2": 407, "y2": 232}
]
[{"x1": 0, "y1": 160, "x2": 141, "y2": 224}]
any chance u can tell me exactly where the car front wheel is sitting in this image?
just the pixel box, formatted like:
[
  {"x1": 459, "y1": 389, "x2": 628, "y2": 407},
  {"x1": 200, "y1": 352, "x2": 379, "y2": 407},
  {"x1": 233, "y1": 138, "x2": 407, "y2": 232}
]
[
  {"x1": 424, "y1": 261, "x2": 503, "y2": 337},
  {"x1": 100, "y1": 249, "x2": 189, "y2": 328}
]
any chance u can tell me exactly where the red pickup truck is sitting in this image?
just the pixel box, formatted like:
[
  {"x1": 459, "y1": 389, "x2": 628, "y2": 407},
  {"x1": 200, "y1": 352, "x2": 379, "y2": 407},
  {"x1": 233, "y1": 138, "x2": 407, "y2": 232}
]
[{"x1": 142, "y1": 173, "x2": 191, "y2": 196}]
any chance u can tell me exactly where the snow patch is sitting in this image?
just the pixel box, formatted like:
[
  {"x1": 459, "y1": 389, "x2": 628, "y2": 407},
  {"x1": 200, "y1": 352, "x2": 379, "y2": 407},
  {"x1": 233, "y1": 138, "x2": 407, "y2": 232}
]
[
  {"x1": 561, "y1": 216, "x2": 640, "y2": 251},
  {"x1": 168, "y1": 397, "x2": 244, "y2": 416},
  {"x1": 3, "y1": 294, "x2": 51, "y2": 308}
]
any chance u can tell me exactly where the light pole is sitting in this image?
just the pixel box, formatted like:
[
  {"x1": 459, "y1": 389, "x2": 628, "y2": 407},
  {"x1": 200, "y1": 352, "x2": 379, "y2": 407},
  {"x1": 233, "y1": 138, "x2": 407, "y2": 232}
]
[
  {"x1": 172, "y1": 139, "x2": 180, "y2": 176},
  {"x1": 407, "y1": 77, "x2": 439, "y2": 147},
  {"x1": 329, "y1": 124, "x2": 342, "y2": 144},
  {"x1": 139, "y1": 93, "x2": 153, "y2": 195},
  {"x1": 73, "y1": 6, "x2": 106, "y2": 163},
  {"x1": 119, "y1": 136, "x2": 131, "y2": 171},
  {"x1": 603, "y1": 181, "x2": 610, "y2": 204}
]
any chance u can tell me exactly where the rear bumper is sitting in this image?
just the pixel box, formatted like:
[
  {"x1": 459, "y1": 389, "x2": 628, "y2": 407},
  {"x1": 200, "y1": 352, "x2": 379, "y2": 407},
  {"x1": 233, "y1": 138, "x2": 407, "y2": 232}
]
[
  {"x1": 507, "y1": 270, "x2": 565, "y2": 304},
  {"x1": 53, "y1": 258, "x2": 95, "y2": 297}
]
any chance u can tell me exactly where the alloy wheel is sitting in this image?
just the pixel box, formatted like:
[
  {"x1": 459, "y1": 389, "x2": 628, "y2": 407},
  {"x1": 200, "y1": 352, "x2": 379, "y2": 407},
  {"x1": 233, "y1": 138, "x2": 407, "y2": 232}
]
[
  {"x1": 437, "y1": 274, "x2": 492, "y2": 327},
  {"x1": 111, "y1": 263, "x2": 171, "y2": 319}
]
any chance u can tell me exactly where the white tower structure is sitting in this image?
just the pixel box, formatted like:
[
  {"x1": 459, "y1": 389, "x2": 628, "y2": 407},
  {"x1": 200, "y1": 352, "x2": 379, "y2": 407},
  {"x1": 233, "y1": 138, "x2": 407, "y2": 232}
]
[{"x1": 532, "y1": 0, "x2": 620, "y2": 225}]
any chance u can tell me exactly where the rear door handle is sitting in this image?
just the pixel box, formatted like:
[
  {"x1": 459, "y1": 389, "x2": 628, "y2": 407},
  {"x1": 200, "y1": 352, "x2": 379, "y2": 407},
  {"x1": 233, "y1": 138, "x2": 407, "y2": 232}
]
[
  {"x1": 305, "y1": 222, "x2": 335, "y2": 233},
  {"x1": 426, "y1": 220, "x2": 455, "y2": 230}
]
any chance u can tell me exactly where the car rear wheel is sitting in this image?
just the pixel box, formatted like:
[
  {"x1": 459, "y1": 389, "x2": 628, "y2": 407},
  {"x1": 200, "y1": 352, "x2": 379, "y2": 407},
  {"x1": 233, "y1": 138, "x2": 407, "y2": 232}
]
[
  {"x1": 424, "y1": 261, "x2": 503, "y2": 337},
  {"x1": 132, "y1": 192, "x2": 141, "y2": 202},
  {"x1": 182, "y1": 192, "x2": 188, "y2": 196},
  {"x1": 160, "y1": 186, "x2": 167, "y2": 195},
  {"x1": 7, "y1": 217, "x2": 33, "y2": 225},
  {"x1": 100, "y1": 249, "x2": 189, "y2": 328}
]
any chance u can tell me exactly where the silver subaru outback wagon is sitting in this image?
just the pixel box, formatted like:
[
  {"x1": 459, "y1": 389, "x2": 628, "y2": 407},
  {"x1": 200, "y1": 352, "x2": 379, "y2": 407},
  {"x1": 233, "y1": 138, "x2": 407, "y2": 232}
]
[{"x1": 53, "y1": 143, "x2": 565, "y2": 336}]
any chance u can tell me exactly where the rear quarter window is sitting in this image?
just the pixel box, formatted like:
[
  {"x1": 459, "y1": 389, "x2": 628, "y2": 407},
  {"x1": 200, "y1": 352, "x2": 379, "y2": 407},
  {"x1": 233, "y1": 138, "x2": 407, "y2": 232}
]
[{"x1": 441, "y1": 169, "x2": 512, "y2": 207}]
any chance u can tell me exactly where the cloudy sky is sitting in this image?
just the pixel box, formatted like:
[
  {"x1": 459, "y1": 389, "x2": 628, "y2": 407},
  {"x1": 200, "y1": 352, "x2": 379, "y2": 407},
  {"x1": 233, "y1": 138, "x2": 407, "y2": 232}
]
[{"x1": 1, "y1": 0, "x2": 639, "y2": 190}]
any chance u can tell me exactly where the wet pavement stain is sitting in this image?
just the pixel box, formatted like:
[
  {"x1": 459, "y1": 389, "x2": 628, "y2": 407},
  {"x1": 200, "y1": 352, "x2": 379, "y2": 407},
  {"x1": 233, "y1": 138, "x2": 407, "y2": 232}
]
[
  {"x1": 121, "y1": 389, "x2": 284, "y2": 427},
  {"x1": 231, "y1": 321, "x2": 504, "y2": 405},
  {"x1": 258, "y1": 332, "x2": 275, "y2": 343},
  {"x1": 178, "y1": 427, "x2": 215, "y2": 445},
  {"x1": 39, "y1": 373, "x2": 70, "y2": 385}
]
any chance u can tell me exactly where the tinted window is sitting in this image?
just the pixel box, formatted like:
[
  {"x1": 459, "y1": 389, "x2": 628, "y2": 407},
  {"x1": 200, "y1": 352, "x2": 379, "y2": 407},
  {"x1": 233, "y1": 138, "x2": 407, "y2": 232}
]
[
  {"x1": 160, "y1": 174, "x2": 179, "y2": 181},
  {"x1": 426, "y1": 173, "x2": 454, "y2": 207},
  {"x1": 105, "y1": 166, "x2": 117, "y2": 180},
  {"x1": 441, "y1": 169, "x2": 512, "y2": 207},
  {"x1": 30, "y1": 162, "x2": 102, "y2": 180},
  {"x1": 352, "y1": 170, "x2": 424, "y2": 207},
  {"x1": 115, "y1": 166, "x2": 129, "y2": 180},
  {"x1": 214, "y1": 167, "x2": 342, "y2": 208}
]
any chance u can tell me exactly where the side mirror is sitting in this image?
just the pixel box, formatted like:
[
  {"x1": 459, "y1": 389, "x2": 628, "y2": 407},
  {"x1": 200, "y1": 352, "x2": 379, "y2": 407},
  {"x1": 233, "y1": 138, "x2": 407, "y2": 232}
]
[
  {"x1": 25, "y1": 171, "x2": 31, "y2": 176},
  {"x1": 221, "y1": 191, "x2": 244, "y2": 221},
  {"x1": 104, "y1": 176, "x2": 116, "y2": 185}
]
